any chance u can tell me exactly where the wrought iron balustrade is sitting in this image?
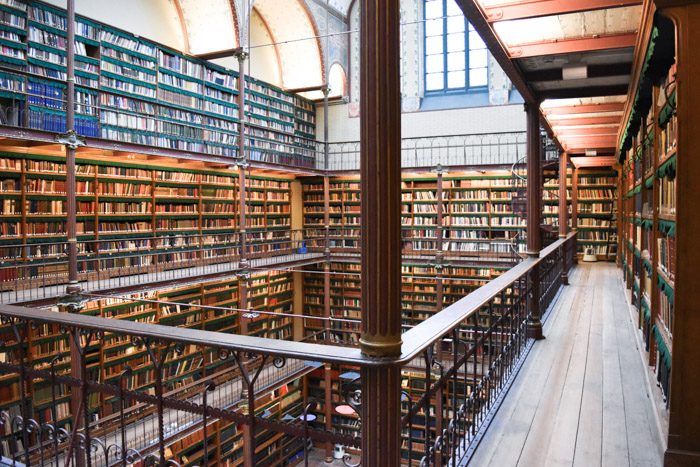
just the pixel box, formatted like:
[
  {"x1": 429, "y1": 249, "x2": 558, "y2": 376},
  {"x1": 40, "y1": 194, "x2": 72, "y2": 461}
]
[
  {"x1": 0, "y1": 230, "x2": 316, "y2": 304},
  {"x1": 320, "y1": 132, "x2": 527, "y2": 171},
  {"x1": 0, "y1": 227, "x2": 527, "y2": 304},
  {"x1": 0, "y1": 232, "x2": 576, "y2": 466}
]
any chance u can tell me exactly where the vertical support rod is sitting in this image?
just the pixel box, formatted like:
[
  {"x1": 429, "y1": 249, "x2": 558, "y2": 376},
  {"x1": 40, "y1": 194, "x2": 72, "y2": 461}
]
[
  {"x1": 242, "y1": 380, "x2": 255, "y2": 467},
  {"x1": 571, "y1": 165, "x2": 579, "y2": 263},
  {"x1": 324, "y1": 262, "x2": 331, "y2": 342},
  {"x1": 526, "y1": 103, "x2": 544, "y2": 340},
  {"x1": 436, "y1": 169, "x2": 445, "y2": 257},
  {"x1": 66, "y1": 0, "x2": 78, "y2": 291},
  {"x1": 559, "y1": 152, "x2": 569, "y2": 285},
  {"x1": 323, "y1": 176, "x2": 331, "y2": 258},
  {"x1": 323, "y1": 86, "x2": 330, "y2": 171},
  {"x1": 558, "y1": 152, "x2": 568, "y2": 238},
  {"x1": 359, "y1": 0, "x2": 403, "y2": 465},
  {"x1": 236, "y1": 51, "x2": 250, "y2": 337},
  {"x1": 324, "y1": 363, "x2": 333, "y2": 462},
  {"x1": 239, "y1": 276, "x2": 249, "y2": 335},
  {"x1": 237, "y1": 51, "x2": 249, "y2": 271}
]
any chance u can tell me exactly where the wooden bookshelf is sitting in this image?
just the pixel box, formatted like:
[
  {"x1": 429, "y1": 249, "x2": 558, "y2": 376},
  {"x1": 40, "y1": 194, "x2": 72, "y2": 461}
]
[
  {"x1": 575, "y1": 169, "x2": 618, "y2": 261},
  {"x1": 0, "y1": 0, "x2": 316, "y2": 167},
  {"x1": 0, "y1": 151, "x2": 295, "y2": 289},
  {"x1": 302, "y1": 262, "x2": 508, "y2": 343},
  {"x1": 301, "y1": 171, "x2": 529, "y2": 257},
  {"x1": 620, "y1": 52, "x2": 676, "y2": 405}
]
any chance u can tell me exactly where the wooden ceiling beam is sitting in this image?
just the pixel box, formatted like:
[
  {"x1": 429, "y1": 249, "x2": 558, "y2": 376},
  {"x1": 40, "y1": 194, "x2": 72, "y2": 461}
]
[
  {"x1": 508, "y1": 33, "x2": 637, "y2": 58},
  {"x1": 561, "y1": 135, "x2": 618, "y2": 147},
  {"x1": 550, "y1": 116, "x2": 622, "y2": 126},
  {"x1": 542, "y1": 103, "x2": 626, "y2": 114},
  {"x1": 555, "y1": 127, "x2": 619, "y2": 136},
  {"x1": 569, "y1": 155, "x2": 617, "y2": 167},
  {"x1": 483, "y1": 0, "x2": 642, "y2": 23}
]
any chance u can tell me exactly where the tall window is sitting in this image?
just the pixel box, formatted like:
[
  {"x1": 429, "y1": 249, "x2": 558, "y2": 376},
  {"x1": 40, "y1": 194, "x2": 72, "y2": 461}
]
[{"x1": 425, "y1": 0, "x2": 488, "y2": 92}]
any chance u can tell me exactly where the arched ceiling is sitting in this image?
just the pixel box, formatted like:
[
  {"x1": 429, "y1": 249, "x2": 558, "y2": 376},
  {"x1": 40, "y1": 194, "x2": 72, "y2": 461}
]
[
  {"x1": 248, "y1": 0, "x2": 324, "y2": 88},
  {"x1": 173, "y1": 0, "x2": 324, "y2": 89},
  {"x1": 175, "y1": 0, "x2": 239, "y2": 54}
]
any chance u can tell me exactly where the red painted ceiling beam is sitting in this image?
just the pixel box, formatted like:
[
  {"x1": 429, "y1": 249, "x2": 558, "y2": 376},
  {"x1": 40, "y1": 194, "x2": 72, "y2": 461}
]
[
  {"x1": 508, "y1": 33, "x2": 637, "y2": 58},
  {"x1": 560, "y1": 135, "x2": 618, "y2": 147},
  {"x1": 542, "y1": 103, "x2": 626, "y2": 114},
  {"x1": 569, "y1": 155, "x2": 617, "y2": 167},
  {"x1": 483, "y1": 0, "x2": 642, "y2": 23},
  {"x1": 555, "y1": 127, "x2": 619, "y2": 137},
  {"x1": 550, "y1": 116, "x2": 622, "y2": 126}
]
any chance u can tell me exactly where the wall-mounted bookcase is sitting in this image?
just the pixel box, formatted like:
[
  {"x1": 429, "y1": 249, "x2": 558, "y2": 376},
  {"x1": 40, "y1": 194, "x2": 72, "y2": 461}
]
[
  {"x1": 0, "y1": 268, "x2": 298, "y2": 430},
  {"x1": 0, "y1": 151, "x2": 294, "y2": 288},
  {"x1": 302, "y1": 261, "x2": 507, "y2": 344},
  {"x1": 575, "y1": 169, "x2": 618, "y2": 260},
  {"x1": 620, "y1": 59, "x2": 676, "y2": 406},
  {"x1": 301, "y1": 172, "x2": 529, "y2": 258},
  {"x1": 0, "y1": 0, "x2": 317, "y2": 167}
]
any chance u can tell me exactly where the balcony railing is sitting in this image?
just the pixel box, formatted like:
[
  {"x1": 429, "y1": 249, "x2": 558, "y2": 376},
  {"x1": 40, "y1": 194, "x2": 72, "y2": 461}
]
[
  {"x1": 1, "y1": 90, "x2": 526, "y2": 173},
  {"x1": 319, "y1": 132, "x2": 527, "y2": 172},
  {"x1": 0, "y1": 228, "x2": 523, "y2": 304},
  {"x1": 0, "y1": 232, "x2": 576, "y2": 466},
  {"x1": 0, "y1": 230, "x2": 319, "y2": 304}
]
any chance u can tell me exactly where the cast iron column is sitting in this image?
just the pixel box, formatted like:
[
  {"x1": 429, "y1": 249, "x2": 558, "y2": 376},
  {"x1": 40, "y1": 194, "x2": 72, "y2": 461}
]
[
  {"x1": 571, "y1": 165, "x2": 579, "y2": 263},
  {"x1": 558, "y1": 152, "x2": 568, "y2": 238},
  {"x1": 525, "y1": 103, "x2": 544, "y2": 340},
  {"x1": 235, "y1": 50, "x2": 250, "y2": 340},
  {"x1": 359, "y1": 0, "x2": 403, "y2": 465},
  {"x1": 559, "y1": 151, "x2": 569, "y2": 285},
  {"x1": 65, "y1": 3, "x2": 85, "y2": 463},
  {"x1": 236, "y1": 50, "x2": 249, "y2": 272},
  {"x1": 65, "y1": 0, "x2": 79, "y2": 292}
]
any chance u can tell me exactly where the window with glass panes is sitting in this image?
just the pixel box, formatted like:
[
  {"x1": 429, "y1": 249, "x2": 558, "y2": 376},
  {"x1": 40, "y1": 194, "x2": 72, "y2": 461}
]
[{"x1": 424, "y1": 0, "x2": 488, "y2": 92}]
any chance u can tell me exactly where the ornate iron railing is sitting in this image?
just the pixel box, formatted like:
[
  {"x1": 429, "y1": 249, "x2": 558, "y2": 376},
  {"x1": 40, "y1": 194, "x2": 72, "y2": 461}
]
[
  {"x1": 0, "y1": 233, "x2": 576, "y2": 466},
  {"x1": 1, "y1": 94, "x2": 528, "y2": 173},
  {"x1": 319, "y1": 132, "x2": 527, "y2": 171},
  {"x1": 0, "y1": 230, "x2": 318, "y2": 304},
  {"x1": 0, "y1": 228, "x2": 523, "y2": 305}
]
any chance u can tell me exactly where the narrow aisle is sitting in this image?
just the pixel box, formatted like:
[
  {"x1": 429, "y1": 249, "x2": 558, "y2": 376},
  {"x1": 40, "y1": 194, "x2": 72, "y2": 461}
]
[{"x1": 469, "y1": 263, "x2": 664, "y2": 467}]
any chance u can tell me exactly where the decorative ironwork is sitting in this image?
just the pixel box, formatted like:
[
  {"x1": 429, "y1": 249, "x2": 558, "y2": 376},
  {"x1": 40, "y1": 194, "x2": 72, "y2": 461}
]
[{"x1": 0, "y1": 234, "x2": 575, "y2": 466}]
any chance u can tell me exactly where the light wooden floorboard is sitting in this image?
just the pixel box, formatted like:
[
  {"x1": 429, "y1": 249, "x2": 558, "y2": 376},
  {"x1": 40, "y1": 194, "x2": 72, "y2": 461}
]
[{"x1": 469, "y1": 263, "x2": 664, "y2": 467}]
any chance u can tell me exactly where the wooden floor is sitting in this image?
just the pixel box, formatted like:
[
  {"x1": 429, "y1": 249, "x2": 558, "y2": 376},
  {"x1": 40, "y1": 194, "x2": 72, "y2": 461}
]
[{"x1": 469, "y1": 262, "x2": 664, "y2": 467}]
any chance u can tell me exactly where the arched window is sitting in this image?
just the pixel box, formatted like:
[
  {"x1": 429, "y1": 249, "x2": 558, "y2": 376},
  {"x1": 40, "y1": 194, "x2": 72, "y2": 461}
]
[{"x1": 424, "y1": 0, "x2": 488, "y2": 93}]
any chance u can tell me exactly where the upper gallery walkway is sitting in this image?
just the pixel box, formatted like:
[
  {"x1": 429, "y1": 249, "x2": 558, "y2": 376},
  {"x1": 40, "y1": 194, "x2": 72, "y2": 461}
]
[{"x1": 469, "y1": 262, "x2": 665, "y2": 467}]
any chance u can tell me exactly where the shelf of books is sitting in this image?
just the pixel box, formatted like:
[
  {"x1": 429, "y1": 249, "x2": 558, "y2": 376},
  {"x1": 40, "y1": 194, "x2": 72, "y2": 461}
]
[
  {"x1": 619, "y1": 31, "x2": 676, "y2": 405},
  {"x1": 0, "y1": 268, "x2": 300, "y2": 422},
  {"x1": 301, "y1": 172, "x2": 528, "y2": 258},
  {"x1": 542, "y1": 171, "x2": 571, "y2": 228},
  {"x1": 301, "y1": 262, "x2": 507, "y2": 343},
  {"x1": 575, "y1": 169, "x2": 618, "y2": 261},
  {"x1": 302, "y1": 262, "x2": 361, "y2": 344},
  {"x1": 0, "y1": 151, "x2": 298, "y2": 289},
  {"x1": 0, "y1": 0, "x2": 316, "y2": 168}
]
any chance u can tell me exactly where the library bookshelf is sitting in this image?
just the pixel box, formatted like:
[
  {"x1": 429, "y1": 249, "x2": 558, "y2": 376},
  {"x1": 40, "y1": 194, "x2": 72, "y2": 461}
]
[
  {"x1": 0, "y1": 150, "x2": 297, "y2": 290},
  {"x1": 619, "y1": 29, "x2": 676, "y2": 406},
  {"x1": 302, "y1": 171, "x2": 530, "y2": 258},
  {"x1": 575, "y1": 168, "x2": 618, "y2": 261},
  {"x1": 0, "y1": 0, "x2": 316, "y2": 168}
]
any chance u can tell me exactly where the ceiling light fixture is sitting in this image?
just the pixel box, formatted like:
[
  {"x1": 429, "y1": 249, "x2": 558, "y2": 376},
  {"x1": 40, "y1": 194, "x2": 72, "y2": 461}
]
[{"x1": 562, "y1": 65, "x2": 587, "y2": 80}]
